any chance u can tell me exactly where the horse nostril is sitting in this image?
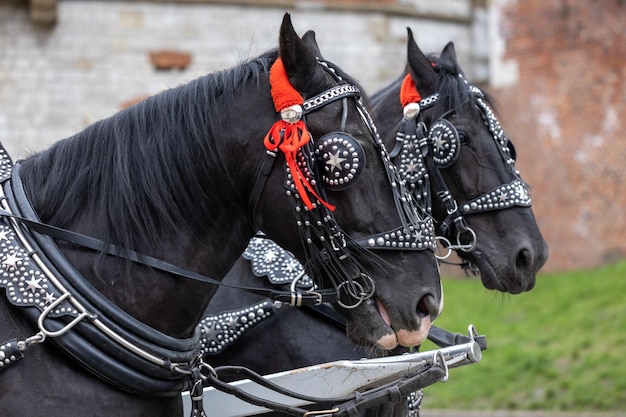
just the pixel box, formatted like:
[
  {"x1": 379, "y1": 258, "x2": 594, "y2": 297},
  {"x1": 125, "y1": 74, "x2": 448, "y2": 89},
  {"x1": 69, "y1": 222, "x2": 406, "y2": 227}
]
[
  {"x1": 516, "y1": 247, "x2": 533, "y2": 271},
  {"x1": 417, "y1": 294, "x2": 439, "y2": 319}
]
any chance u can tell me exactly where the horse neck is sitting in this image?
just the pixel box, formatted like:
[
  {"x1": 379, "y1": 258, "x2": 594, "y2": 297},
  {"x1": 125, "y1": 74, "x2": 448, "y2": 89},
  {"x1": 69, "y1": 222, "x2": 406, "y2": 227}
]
[{"x1": 16, "y1": 81, "x2": 264, "y2": 337}]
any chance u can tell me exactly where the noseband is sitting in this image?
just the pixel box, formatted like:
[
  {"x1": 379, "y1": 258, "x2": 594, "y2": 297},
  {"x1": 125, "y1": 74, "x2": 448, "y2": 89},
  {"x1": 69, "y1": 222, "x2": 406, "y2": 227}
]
[
  {"x1": 252, "y1": 60, "x2": 435, "y2": 309},
  {"x1": 390, "y1": 74, "x2": 531, "y2": 257}
]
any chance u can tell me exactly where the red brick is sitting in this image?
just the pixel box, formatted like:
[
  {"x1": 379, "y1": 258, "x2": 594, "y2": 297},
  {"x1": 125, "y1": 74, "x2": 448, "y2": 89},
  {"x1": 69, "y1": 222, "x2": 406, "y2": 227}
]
[{"x1": 492, "y1": 0, "x2": 626, "y2": 272}]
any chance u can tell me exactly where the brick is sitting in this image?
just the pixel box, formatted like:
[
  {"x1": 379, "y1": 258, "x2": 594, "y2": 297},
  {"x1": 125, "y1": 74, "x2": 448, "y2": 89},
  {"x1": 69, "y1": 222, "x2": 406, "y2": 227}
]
[{"x1": 492, "y1": 0, "x2": 626, "y2": 272}]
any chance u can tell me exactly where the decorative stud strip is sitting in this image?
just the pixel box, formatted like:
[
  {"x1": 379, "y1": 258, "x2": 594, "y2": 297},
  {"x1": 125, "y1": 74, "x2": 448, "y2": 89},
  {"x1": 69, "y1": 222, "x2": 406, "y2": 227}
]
[
  {"x1": 354, "y1": 220, "x2": 436, "y2": 251},
  {"x1": 418, "y1": 93, "x2": 439, "y2": 109},
  {"x1": 0, "y1": 339, "x2": 24, "y2": 370},
  {"x1": 198, "y1": 300, "x2": 278, "y2": 355},
  {"x1": 461, "y1": 179, "x2": 531, "y2": 214},
  {"x1": 407, "y1": 389, "x2": 424, "y2": 417},
  {"x1": 243, "y1": 237, "x2": 313, "y2": 287},
  {"x1": 302, "y1": 85, "x2": 360, "y2": 113},
  {"x1": 0, "y1": 224, "x2": 75, "y2": 316},
  {"x1": 397, "y1": 130, "x2": 428, "y2": 188},
  {"x1": 0, "y1": 147, "x2": 12, "y2": 182},
  {"x1": 0, "y1": 147, "x2": 76, "y2": 317}
]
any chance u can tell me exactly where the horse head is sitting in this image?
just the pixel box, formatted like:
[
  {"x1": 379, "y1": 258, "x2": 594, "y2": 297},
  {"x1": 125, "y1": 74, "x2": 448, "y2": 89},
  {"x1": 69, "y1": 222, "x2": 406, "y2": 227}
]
[
  {"x1": 227, "y1": 16, "x2": 442, "y2": 350},
  {"x1": 373, "y1": 30, "x2": 548, "y2": 294}
]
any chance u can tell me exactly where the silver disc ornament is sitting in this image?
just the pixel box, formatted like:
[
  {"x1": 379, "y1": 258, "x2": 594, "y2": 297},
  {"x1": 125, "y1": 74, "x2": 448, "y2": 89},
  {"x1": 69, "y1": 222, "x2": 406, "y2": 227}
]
[
  {"x1": 314, "y1": 132, "x2": 365, "y2": 190},
  {"x1": 429, "y1": 119, "x2": 460, "y2": 167}
]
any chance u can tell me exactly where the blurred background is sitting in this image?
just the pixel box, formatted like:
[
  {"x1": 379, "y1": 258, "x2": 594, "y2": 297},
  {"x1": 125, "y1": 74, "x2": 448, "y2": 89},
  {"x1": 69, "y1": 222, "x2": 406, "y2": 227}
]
[
  {"x1": 1, "y1": 0, "x2": 624, "y2": 273},
  {"x1": 1, "y1": 0, "x2": 625, "y2": 413}
]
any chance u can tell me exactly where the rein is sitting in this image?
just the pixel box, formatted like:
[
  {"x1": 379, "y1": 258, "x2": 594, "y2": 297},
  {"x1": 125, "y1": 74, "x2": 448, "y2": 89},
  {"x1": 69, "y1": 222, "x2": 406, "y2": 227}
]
[{"x1": 0, "y1": 157, "x2": 201, "y2": 395}]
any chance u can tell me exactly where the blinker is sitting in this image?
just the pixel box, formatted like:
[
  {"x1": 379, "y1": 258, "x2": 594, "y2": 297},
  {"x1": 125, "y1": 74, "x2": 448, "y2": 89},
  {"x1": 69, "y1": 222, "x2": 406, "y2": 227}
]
[
  {"x1": 314, "y1": 132, "x2": 365, "y2": 191},
  {"x1": 429, "y1": 119, "x2": 460, "y2": 167}
]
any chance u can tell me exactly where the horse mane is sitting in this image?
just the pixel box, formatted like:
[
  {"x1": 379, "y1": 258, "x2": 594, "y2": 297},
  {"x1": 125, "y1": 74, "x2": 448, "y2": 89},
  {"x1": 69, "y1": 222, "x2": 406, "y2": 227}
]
[
  {"x1": 19, "y1": 49, "x2": 279, "y2": 252},
  {"x1": 426, "y1": 53, "x2": 473, "y2": 120}
]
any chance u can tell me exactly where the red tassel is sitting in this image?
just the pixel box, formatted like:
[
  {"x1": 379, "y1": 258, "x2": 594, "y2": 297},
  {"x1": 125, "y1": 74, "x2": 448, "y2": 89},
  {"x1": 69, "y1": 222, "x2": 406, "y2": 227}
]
[
  {"x1": 269, "y1": 58, "x2": 304, "y2": 112},
  {"x1": 264, "y1": 58, "x2": 336, "y2": 212},
  {"x1": 400, "y1": 74, "x2": 422, "y2": 107},
  {"x1": 264, "y1": 120, "x2": 335, "y2": 211}
]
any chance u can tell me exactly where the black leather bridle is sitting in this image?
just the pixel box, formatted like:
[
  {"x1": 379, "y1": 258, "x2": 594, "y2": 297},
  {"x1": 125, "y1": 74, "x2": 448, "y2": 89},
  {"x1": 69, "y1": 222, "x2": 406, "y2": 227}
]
[
  {"x1": 248, "y1": 60, "x2": 436, "y2": 310},
  {"x1": 390, "y1": 74, "x2": 531, "y2": 258}
]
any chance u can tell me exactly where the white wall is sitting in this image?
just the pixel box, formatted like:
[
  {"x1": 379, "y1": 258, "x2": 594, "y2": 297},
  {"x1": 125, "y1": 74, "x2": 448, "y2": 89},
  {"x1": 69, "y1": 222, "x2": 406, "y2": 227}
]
[{"x1": 0, "y1": 1, "x2": 485, "y2": 158}]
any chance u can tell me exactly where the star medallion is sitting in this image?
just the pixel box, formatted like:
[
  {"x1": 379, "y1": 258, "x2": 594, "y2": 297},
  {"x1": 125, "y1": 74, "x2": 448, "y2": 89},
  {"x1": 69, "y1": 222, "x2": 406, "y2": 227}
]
[
  {"x1": 43, "y1": 292, "x2": 57, "y2": 304},
  {"x1": 326, "y1": 151, "x2": 347, "y2": 172},
  {"x1": 405, "y1": 161, "x2": 420, "y2": 174},
  {"x1": 434, "y1": 132, "x2": 447, "y2": 153},
  {"x1": 202, "y1": 320, "x2": 221, "y2": 342}
]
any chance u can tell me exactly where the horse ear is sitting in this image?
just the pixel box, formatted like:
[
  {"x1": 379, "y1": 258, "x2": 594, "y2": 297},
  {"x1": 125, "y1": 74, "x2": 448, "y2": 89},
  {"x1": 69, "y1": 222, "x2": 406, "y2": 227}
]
[
  {"x1": 302, "y1": 30, "x2": 324, "y2": 60},
  {"x1": 440, "y1": 41, "x2": 461, "y2": 73},
  {"x1": 279, "y1": 13, "x2": 325, "y2": 95},
  {"x1": 406, "y1": 28, "x2": 436, "y2": 97}
]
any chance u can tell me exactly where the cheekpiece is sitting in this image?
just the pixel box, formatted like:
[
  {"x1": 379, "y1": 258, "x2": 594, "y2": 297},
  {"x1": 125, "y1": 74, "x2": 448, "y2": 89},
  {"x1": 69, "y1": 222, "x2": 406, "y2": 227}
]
[
  {"x1": 243, "y1": 236, "x2": 313, "y2": 287},
  {"x1": 429, "y1": 119, "x2": 460, "y2": 167},
  {"x1": 314, "y1": 132, "x2": 365, "y2": 191},
  {"x1": 397, "y1": 128, "x2": 428, "y2": 188}
]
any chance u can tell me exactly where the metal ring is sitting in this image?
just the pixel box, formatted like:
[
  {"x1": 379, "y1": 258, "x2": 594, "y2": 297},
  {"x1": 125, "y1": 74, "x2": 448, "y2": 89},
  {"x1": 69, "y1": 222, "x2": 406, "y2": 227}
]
[
  {"x1": 336, "y1": 280, "x2": 365, "y2": 309},
  {"x1": 335, "y1": 273, "x2": 376, "y2": 309},
  {"x1": 456, "y1": 227, "x2": 477, "y2": 252},
  {"x1": 434, "y1": 236, "x2": 453, "y2": 260},
  {"x1": 356, "y1": 273, "x2": 376, "y2": 300},
  {"x1": 434, "y1": 350, "x2": 449, "y2": 383}
]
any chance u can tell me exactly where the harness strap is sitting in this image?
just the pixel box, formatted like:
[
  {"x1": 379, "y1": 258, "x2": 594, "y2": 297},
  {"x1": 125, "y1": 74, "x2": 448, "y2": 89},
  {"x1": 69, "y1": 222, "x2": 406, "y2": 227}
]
[
  {"x1": 0, "y1": 178, "x2": 337, "y2": 307},
  {"x1": 2, "y1": 168, "x2": 201, "y2": 395},
  {"x1": 248, "y1": 149, "x2": 278, "y2": 230}
]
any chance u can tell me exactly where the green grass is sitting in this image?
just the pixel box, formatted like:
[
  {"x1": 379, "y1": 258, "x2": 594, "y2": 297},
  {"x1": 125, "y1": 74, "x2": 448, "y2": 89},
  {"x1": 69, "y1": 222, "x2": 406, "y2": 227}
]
[{"x1": 419, "y1": 259, "x2": 626, "y2": 412}]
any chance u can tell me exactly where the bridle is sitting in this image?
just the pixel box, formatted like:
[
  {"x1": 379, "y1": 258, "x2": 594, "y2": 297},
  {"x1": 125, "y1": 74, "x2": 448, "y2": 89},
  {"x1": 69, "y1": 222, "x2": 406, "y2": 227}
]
[
  {"x1": 250, "y1": 59, "x2": 436, "y2": 310},
  {"x1": 390, "y1": 73, "x2": 531, "y2": 260}
]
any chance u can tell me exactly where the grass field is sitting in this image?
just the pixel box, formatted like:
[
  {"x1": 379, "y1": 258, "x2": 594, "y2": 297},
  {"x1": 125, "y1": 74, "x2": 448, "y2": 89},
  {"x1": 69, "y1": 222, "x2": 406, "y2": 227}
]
[{"x1": 419, "y1": 260, "x2": 626, "y2": 412}]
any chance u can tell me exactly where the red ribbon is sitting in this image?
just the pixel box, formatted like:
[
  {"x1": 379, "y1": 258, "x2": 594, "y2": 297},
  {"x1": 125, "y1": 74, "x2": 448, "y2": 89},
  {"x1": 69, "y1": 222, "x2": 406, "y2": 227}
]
[
  {"x1": 264, "y1": 120, "x2": 335, "y2": 211},
  {"x1": 264, "y1": 58, "x2": 335, "y2": 211}
]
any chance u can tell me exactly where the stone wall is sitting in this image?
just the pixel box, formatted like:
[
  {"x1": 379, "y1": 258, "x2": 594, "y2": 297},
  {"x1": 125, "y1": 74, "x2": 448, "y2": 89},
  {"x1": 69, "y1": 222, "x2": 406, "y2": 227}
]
[{"x1": 0, "y1": 0, "x2": 484, "y2": 157}]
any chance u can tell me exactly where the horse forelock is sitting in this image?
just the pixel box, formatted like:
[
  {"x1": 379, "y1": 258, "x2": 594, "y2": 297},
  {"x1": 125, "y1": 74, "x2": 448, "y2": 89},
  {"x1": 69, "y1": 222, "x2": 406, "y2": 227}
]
[
  {"x1": 425, "y1": 55, "x2": 471, "y2": 120},
  {"x1": 19, "y1": 50, "x2": 279, "y2": 252}
]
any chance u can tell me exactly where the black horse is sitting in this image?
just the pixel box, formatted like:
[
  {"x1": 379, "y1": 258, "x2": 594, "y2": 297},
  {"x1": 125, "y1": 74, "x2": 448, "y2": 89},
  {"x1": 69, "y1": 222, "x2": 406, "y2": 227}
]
[
  {"x1": 0, "y1": 16, "x2": 442, "y2": 417},
  {"x1": 201, "y1": 29, "x2": 548, "y2": 415}
]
